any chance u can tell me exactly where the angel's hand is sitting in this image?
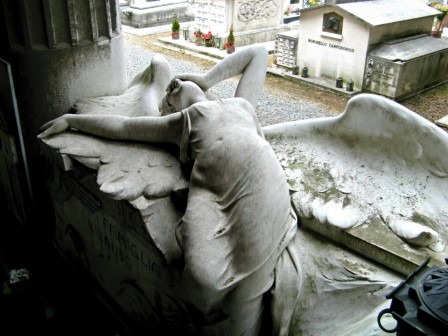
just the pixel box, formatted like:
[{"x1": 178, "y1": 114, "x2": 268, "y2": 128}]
[
  {"x1": 175, "y1": 73, "x2": 207, "y2": 91},
  {"x1": 37, "y1": 115, "x2": 70, "y2": 139}
]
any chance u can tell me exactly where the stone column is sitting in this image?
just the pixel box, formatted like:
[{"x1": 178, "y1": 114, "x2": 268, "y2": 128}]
[{"x1": 0, "y1": 0, "x2": 127, "y2": 228}]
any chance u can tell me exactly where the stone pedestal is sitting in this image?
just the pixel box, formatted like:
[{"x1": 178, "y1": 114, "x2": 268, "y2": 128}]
[
  {"x1": 40, "y1": 141, "x2": 194, "y2": 334},
  {"x1": 195, "y1": 0, "x2": 290, "y2": 47}
]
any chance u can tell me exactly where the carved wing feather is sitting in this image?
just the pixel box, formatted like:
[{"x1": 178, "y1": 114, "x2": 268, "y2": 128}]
[
  {"x1": 42, "y1": 131, "x2": 187, "y2": 202},
  {"x1": 74, "y1": 63, "x2": 160, "y2": 117}
]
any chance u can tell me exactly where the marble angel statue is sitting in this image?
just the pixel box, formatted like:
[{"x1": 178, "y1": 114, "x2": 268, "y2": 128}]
[
  {"x1": 38, "y1": 44, "x2": 448, "y2": 335},
  {"x1": 39, "y1": 45, "x2": 301, "y2": 336}
]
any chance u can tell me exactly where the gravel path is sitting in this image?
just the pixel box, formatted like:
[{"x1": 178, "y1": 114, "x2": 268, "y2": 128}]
[{"x1": 124, "y1": 42, "x2": 333, "y2": 127}]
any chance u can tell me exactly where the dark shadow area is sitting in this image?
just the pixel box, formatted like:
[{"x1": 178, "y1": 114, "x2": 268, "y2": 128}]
[{"x1": 0, "y1": 203, "x2": 126, "y2": 336}]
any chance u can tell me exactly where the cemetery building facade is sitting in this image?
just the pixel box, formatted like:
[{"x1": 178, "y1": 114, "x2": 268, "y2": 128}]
[
  {"x1": 195, "y1": 0, "x2": 290, "y2": 47},
  {"x1": 297, "y1": 0, "x2": 443, "y2": 96}
]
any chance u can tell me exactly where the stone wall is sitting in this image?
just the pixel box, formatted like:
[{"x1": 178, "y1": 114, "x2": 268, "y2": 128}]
[
  {"x1": 121, "y1": 0, "x2": 194, "y2": 28},
  {"x1": 0, "y1": 0, "x2": 126, "y2": 237}
]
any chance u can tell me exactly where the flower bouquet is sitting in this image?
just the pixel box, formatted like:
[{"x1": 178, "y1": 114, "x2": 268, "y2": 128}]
[{"x1": 201, "y1": 31, "x2": 214, "y2": 47}]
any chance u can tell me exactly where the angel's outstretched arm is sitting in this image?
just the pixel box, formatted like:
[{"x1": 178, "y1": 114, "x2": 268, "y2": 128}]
[
  {"x1": 177, "y1": 45, "x2": 268, "y2": 108},
  {"x1": 38, "y1": 113, "x2": 183, "y2": 145}
]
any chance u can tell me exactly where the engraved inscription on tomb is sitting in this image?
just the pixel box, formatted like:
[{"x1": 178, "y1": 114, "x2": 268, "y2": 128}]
[
  {"x1": 275, "y1": 33, "x2": 298, "y2": 68},
  {"x1": 364, "y1": 57, "x2": 398, "y2": 92},
  {"x1": 195, "y1": 0, "x2": 226, "y2": 31}
]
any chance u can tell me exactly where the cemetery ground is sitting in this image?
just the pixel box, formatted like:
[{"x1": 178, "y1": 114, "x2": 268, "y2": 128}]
[{"x1": 124, "y1": 32, "x2": 448, "y2": 130}]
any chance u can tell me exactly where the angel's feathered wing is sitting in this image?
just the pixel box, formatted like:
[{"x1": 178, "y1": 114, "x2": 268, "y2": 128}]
[
  {"x1": 74, "y1": 63, "x2": 161, "y2": 117},
  {"x1": 264, "y1": 93, "x2": 448, "y2": 253},
  {"x1": 41, "y1": 132, "x2": 187, "y2": 201},
  {"x1": 41, "y1": 62, "x2": 188, "y2": 203},
  {"x1": 41, "y1": 65, "x2": 188, "y2": 262}
]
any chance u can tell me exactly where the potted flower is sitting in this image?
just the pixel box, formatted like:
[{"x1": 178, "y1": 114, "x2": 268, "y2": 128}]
[
  {"x1": 171, "y1": 17, "x2": 180, "y2": 40},
  {"x1": 429, "y1": 2, "x2": 448, "y2": 37},
  {"x1": 225, "y1": 24, "x2": 235, "y2": 54},
  {"x1": 194, "y1": 28, "x2": 203, "y2": 45},
  {"x1": 201, "y1": 31, "x2": 214, "y2": 47}
]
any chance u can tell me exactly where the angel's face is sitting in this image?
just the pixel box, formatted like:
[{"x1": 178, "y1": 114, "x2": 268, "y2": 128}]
[
  {"x1": 159, "y1": 95, "x2": 177, "y2": 116},
  {"x1": 160, "y1": 79, "x2": 206, "y2": 115}
]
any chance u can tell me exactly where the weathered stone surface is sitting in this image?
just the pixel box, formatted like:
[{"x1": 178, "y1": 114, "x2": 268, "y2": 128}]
[{"x1": 265, "y1": 93, "x2": 448, "y2": 275}]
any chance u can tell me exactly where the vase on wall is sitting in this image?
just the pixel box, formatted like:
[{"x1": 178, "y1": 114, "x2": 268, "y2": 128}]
[{"x1": 227, "y1": 45, "x2": 235, "y2": 54}]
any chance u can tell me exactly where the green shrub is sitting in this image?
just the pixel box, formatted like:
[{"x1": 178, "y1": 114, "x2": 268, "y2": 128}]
[
  {"x1": 227, "y1": 24, "x2": 235, "y2": 46},
  {"x1": 172, "y1": 17, "x2": 180, "y2": 32}
]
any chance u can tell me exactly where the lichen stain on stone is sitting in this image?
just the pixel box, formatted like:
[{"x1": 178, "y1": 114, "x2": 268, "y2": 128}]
[
  {"x1": 336, "y1": 133, "x2": 361, "y2": 149},
  {"x1": 316, "y1": 186, "x2": 341, "y2": 204},
  {"x1": 283, "y1": 158, "x2": 346, "y2": 209},
  {"x1": 303, "y1": 167, "x2": 337, "y2": 199},
  {"x1": 287, "y1": 178, "x2": 296, "y2": 188}
]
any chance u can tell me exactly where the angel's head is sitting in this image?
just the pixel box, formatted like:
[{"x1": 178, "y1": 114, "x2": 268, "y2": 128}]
[{"x1": 160, "y1": 79, "x2": 208, "y2": 115}]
